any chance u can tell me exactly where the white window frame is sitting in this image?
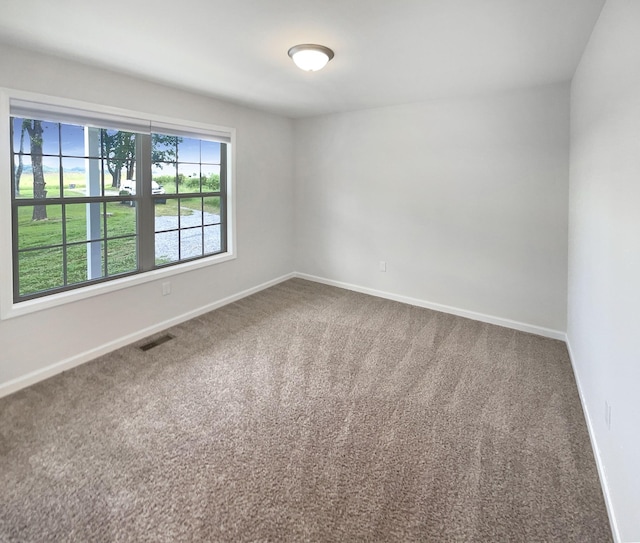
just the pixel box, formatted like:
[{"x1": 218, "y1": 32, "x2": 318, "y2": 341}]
[{"x1": 0, "y1": 88, "x2": 236, "y2": 320}]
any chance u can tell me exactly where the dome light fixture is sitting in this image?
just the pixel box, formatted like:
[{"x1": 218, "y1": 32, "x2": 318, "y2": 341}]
[{"x1": 288, "y1": 44, "x2": 334, "y2": 72}]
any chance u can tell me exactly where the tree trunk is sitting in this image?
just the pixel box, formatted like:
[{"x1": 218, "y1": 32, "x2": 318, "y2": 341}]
[
  {"x1": 25, "y1": 121, "x2": 47, "y2": 221},
  {"x1": 112, "y1": 168, "x2": 121, "y2": 189},
  {"x1": 126, "y1": 161, "x2": 135, "y2": 181},
  {"x1": 102, "y1": 130, "x2": 120, "y2": 188},
  {"x1": 15, "y1": 122, "x2": 26, "y2": 196},
  {"x1": 106, "y1": 155, "x2": 122, "y2": 189}
]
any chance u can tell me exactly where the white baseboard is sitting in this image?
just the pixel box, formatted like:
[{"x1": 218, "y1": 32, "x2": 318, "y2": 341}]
[
  {"x1": 0, "y1": 273, "x2": 295, "y2": 399},
  {"x1": 2, "y1": 271, "x2": 565, "y2": 398},
  {"x1": 565, "y1": 338, "x2": 620, "y2": 543},
  {"x1": 294, "y1": 272, "x2": 566, "y2": 340}
]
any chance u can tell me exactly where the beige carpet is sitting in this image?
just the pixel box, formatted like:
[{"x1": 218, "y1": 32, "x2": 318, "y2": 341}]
[{"x1": 0, "y1": 278, "x2": 611, "y2": 542}]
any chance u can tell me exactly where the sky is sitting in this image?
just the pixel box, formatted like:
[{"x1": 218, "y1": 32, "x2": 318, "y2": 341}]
[{"x1": 11, "y1": 118, "x2": 222, "y2": 176}]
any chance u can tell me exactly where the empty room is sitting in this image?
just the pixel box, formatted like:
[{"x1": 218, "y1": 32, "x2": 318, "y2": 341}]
[{"x1": 0, "y1": 0, "x2": 638, "y2": 541}]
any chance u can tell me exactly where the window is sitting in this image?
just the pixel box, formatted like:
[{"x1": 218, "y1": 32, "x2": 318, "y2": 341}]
[{"x1": 2, "y1": 93, "x2": 234, "y2": 313}]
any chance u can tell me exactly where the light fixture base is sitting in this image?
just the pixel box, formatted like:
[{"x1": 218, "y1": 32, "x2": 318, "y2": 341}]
[{"x1": 288, "y1": 44, "x2": 335, "y2": 72}]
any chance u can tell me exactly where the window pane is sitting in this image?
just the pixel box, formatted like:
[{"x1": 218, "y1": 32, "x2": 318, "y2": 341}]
[
  {"x1": 101, "y1": 129, "x2": 136, "y2": 191},
  {"x1": 40, "y1": 121, "x2": 60, "y2": 155},
  {"x1": 41, "y1": 157, "x2": 61, "y2": 198},
  {"x1": 13, "y1": 155, "x2": 33, "y2": 199},
  {"x1": 201, "y1": 140, "x2": 221, "y2": 164},
  {"x1": 155, "y1": 202, "x2": 179, "y2": 232},
  {"x1": 106, "y1": 202, "x2": 136, "y2": 238},
  {"x1": 204, "y1": 225, "x2": 221, "y2": 254},
  {"x1": 180, "y1": 227, "x2": 203, "y2": 259},
  {"x1": 153, "y1": 162, "x2": 177, "y2": 194},
  {"x1": 152, "y1": 133, "x2": 178, "y2": 156},
  {"x1": 201, "y1": 164, "x2": 220, "y2": 192},
  {"x1": 66, "y1": 243, "x2": 91, "y2": 285},
  {"x1": 14, "y1": 155, "x2": 61, "y2": 198},
  {"x1": 65, "y1": 203, "x2": 90, "y2": 243},
  {"x1": 177, "y1": 165, "x2": 195, "y2": 194},
  {"x1": 18, "y1": 247, "x2": 64, "y2": 296},
  {"x1": 180, "y1": 198, "x2": 202, "y2": 226},
  {"x1": 12, "y1": 119, "x2": 59, "y2": 155},
  {"x1": 182, "y1": 169, "x2": 202, "y2": 193},
  {"x1": 122, "y1": 166, "x2": 136, "y2": 188},
  {"x1": 102, "y1": 174, "x2": 117, "y2": 196},
  {"x1": 17, "y1": 205, "x2": 63, "y2": 249},
  {"x1": 203, "y1": 197, "x2": 221, "y2": 224},
  {"x1": 101, "y1": 129, "x2": 135, "y2": 159},
  {"x1": 12, "y1": 118, "x2": 31, "y2": 154},
  {"x1": 106, "y1": 236, "x2": 137, "y2": 276},
  {"x1": 62, "y1": 157, "x2": 89, "y2": 197},
  {"x1": 155, "y1": 231, "x2": 179, "y2": 265},
  {"x1": 60, "y1": 123, "x2": 87, "y2": 156},
  {"x1": 177, "y1": 137, "x2": 200, "y2": 162}
]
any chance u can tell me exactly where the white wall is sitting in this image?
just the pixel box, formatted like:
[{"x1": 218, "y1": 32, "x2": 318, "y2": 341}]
[
  {"x1": 294, "y1": 84, "x2": 569, "y2": 333},
  {"x1": 0, "y1": 44, "x2": 295, "y2": 391},
  {"x1": 569, "y1": 1, "x2": 640, "y2": 541}
]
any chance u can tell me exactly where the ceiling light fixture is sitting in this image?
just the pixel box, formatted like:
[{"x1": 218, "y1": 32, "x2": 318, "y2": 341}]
[{"x1": 288, "y1": 44, "x2": 334, "y2": 72}]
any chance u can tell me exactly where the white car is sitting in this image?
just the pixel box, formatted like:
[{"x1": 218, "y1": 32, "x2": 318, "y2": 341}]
[{"x1": 120, "y1": 179, "x2": 166, "y2": 205}]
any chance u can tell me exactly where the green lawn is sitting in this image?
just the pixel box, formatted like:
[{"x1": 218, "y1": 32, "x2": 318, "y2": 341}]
[
  {"x1": 14, "y1": 173, "x2": 221, "y2": 297},
  {"x1": 157, "y1": 196, "x2": 221, "y2": 217},
  {"x1": 16, "y1": 172, "x2": 220, "y2": 215},
  {"x1": 15, "y1": 171, "x2": 88, "y2": 199},
  {"x1": 16, "y1": 202, "x2": 138, "y2": 295},
  {"x1": 18, "y1": 238, "x2": 138, "y2": 295}
]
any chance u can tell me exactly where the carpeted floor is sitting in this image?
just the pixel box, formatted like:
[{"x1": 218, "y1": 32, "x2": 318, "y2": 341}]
[{"x1": 0, "y1": 278, "x2": 611, "y2": 542}]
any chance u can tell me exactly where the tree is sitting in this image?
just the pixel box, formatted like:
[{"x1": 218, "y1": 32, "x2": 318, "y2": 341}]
[
  {"x1": 151, "y1": 133, "x2": 180, "y2": 167},
  {"x1": 101, "y1": 131, "x2": 181, "y2": 187},
  {"x1": 101, "y1": 130, "x2": 135, "y2": 188},
  {"x1": 14, "y1": 121, "x2": 27, "y2": 197},
  {"x1": 150, "y1": 134, "x2": 181, "y2": 185},
  {"x1": 23, "y1": 120, "x2": 47, "y2": 220}
]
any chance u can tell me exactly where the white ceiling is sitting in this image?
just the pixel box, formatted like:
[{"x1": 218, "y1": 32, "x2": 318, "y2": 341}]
[{"x1": 0, "y1": 0, "x2": 605, "y2": 118}]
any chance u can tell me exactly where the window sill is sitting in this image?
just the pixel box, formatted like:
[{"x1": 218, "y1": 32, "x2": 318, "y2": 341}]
[{"x1": 1, "y1": 251, "x2": 236, "y2": 320}]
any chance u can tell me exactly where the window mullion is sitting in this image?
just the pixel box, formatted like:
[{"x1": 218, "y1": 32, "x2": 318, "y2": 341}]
[{"x1": 137, "y1": 134, "x2": 155, "y2": 272}]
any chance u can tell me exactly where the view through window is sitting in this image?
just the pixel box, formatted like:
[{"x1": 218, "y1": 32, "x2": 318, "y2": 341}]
[{"x1": 10, "y1": 106, "x2": 229, "y2": 302}]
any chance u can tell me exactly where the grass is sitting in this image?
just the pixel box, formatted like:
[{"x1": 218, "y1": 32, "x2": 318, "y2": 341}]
[
  {"x1": 17, "y1": 173, "x2": 220, "y2": 214},
  {"x1": 16, "y1": 172, "x2": 91, "y2": 199},
  {"x1": 15, "y1": 173, "x2": 221, "y2": 296},
  {"x1": 156, "y1": 197, "x2": 221, "y2": 217},
  {"x1": 16, "y1": 202, "x2": 138, "y2": 295},
  {"x1": 18, "y1": 238, "x2": 138, "y2": 295},
  {"x1": 17, "y1": 203, "x2": 136, "y2": 249}
]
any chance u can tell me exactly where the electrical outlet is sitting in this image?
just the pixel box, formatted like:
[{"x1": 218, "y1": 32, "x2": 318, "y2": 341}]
[
  {"x1": 379, "y1": 260, "x2": 387, "y2": 272},
  {"x1": 162, "y1": 281, "x2": 171, "y2": 296},
  {"x1": 605, "y1": 400, "x2": 611, "y2": 430}
]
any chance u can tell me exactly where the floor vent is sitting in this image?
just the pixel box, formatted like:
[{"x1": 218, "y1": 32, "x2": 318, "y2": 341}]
[{"x1": 139, "y1": 334, "x2": 174, "y2": 352}]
